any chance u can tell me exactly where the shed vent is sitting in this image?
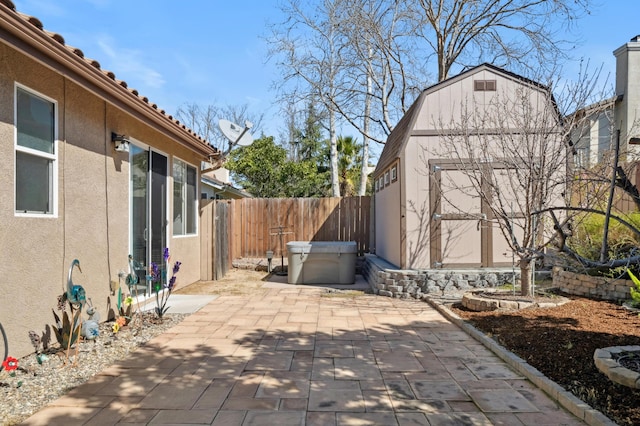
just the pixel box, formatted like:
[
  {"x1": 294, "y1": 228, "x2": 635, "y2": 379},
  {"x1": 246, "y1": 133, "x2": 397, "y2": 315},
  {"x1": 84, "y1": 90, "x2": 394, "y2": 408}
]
[{"x1": 474, "y1": 80, "x2": 496, "y2": 91}]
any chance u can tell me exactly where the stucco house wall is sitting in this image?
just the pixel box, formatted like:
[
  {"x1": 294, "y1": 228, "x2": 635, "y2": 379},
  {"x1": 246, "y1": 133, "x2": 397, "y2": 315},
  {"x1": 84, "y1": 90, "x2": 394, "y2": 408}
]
[
  {"x1": 615, "y1": 36, "x2": 640, "y2": 158},
  {"x1": 572, "y1": 36, "x2": 640, "y2": 168},
  {"x1": 0, "y1": 3, "x2": 217, "y2": 358},
  {"x1": 374, "y1": 64, "x2": 560, "y2": 270}
]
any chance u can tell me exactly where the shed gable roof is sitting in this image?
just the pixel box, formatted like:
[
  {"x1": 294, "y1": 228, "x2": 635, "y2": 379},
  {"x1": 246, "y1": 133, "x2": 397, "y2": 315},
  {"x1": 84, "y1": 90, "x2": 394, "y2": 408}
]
[
  {"x1": 0, "y1": 0, "x2": 217, "y2": 159},
  {"x1": 373, "y1": 91, "x2": 425, "y2": 176},
  {"x1": 374, "y1": 63, "x2": 555, "y2": 176}
]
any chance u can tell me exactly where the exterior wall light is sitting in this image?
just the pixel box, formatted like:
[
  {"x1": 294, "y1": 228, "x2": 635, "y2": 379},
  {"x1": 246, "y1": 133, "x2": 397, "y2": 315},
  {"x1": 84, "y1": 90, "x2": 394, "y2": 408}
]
[{"x1": 111, "y1": 132, "x2": 130, "y2": 153}]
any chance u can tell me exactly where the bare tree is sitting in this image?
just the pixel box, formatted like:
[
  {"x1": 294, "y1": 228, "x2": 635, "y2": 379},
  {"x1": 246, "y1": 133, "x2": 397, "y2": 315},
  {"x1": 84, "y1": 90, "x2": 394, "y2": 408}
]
[
  {"x1": 268, "y1": 0, "x2": 592, "y2": 198},
  {"x1": 547, "y1": 114, "x2": 640, "y2": 272},
  {"x1": 429, "y1": 66, "x2": 607, "y2": 296},
  {"x1": 175, "y1": 102, "x2": 263, "y2": 153},
  {"x1": 334, "y1": 0, "x2": 428, "y2": 195},
  {"x1": 411, "y1": 0, "x2": 592, "y2": 81},
  {"x1": 329, "y1": 0, "x2": 427, "y2": 143},
  {"x1": 175, "y1": 102, "x2": 219, "y2": 146},
  {"x1": 269, "y1": 0, "x2": 430, "y2": 196},
  {"x1": 268, "y1": 0, "x2": 347, "y2": 196}
]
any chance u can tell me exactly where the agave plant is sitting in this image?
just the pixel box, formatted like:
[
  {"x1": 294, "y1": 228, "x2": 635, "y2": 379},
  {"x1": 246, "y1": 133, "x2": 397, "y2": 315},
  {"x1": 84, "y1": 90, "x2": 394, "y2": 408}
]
[
  {"x1": 52, "y1": 308, "x2": 81, "y2": 349},
  {"x1": 117, "y1": 287, "x2": 135, "y2": 326}
]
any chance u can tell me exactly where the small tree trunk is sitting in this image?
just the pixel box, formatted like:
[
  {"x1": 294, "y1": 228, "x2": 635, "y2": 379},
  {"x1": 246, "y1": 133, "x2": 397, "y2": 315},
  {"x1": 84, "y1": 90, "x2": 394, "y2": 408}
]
[
  {"x1": 519, "y1": 258, "x2": 533, "y2": 297},
  {"x1": 359, "y1": 49, "x2": 372, "y2": 196},
  {"x1": 329, "y1": 113, "x2": 340, "y2": 197}
]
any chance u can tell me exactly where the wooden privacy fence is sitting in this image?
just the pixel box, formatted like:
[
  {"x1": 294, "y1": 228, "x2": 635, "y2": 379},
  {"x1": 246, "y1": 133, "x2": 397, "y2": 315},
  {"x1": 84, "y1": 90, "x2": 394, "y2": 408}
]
[
  {"x1": 230, "y1": 196, "x2": 371, "y2": 259},
  {"x1": 200, "y1": 199, "x2": 231, "y2": 281},
  {"x1": 200, "y1": 196, "x2": 372, "y2": 280}
]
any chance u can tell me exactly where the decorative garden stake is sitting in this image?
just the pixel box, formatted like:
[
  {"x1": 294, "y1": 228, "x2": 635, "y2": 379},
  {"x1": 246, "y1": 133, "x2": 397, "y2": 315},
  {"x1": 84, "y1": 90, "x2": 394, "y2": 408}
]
[
  {"x1": 147, "y1": 248, "x2": 181, "y2": 319},
  {"x1": 64, "y1": 259, "x2": 86, "y2": 365}
]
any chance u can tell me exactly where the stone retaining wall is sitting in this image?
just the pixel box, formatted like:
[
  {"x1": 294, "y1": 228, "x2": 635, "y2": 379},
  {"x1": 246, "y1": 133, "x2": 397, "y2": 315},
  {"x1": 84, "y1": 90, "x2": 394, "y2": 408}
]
[
  {"x1": 552, "y1": 268, "x2": 632, "y2": 302},
  {"x1": 362, "y1": 254, "x2": 397, "y2": 287},
  {"x1": 363, "y1": 255, "x2": 520, "y2": 299}
]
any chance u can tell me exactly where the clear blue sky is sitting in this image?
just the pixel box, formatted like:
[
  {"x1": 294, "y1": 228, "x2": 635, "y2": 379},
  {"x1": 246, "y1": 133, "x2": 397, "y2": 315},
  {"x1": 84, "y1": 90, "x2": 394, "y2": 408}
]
[
  {"x1": 13, "y1": 0, "x2": 282, "y2": 135},
  {"x1": 11, "y1": 0, "x2": 640, "y2": 159}
]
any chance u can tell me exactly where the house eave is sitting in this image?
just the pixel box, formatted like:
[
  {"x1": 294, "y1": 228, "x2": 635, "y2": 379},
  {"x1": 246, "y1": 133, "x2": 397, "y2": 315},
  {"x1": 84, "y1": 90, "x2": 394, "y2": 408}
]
[
  {"x1": 0, "y1": 3, "x2": 217, "y2": 160},
  {"x1": 201, "y1": 176, "x2": 252, "y2": 199}
]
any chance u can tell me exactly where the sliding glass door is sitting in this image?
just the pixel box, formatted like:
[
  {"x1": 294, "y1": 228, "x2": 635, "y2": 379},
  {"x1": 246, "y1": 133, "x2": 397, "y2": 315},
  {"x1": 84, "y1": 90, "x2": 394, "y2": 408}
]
[{"x1": 130, "y1": 145, "x2": 167, "y2": 296}]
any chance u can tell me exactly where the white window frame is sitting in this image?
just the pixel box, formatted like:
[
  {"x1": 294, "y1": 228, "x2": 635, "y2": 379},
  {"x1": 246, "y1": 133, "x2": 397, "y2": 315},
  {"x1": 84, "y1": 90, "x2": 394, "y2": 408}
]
[
  {"x1": 14, "y1": 83, "x2": 58, "y2": 217},
  {"x1": 172, "y1": 157, "x2": 198, "y2": 236}
]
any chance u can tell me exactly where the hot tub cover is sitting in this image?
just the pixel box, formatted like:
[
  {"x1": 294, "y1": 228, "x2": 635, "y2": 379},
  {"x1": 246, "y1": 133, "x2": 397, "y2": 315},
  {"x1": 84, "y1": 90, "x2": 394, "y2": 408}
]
[{"x1": 287, "y1": 241, "x2": 357, "y2": 254}]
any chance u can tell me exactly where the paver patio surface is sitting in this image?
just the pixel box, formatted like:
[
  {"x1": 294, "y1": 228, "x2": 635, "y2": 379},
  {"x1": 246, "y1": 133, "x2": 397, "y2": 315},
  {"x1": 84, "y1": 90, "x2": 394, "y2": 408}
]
[{"x1": 21, "y1": 284, "x2": 586, "y2": 425}]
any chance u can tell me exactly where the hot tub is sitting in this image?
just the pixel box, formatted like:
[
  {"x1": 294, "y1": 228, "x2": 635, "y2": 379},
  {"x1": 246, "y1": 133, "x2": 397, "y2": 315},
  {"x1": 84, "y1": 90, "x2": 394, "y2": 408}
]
[{"x1": 287, "y1": 241, "x2": 357, "y2": 284}]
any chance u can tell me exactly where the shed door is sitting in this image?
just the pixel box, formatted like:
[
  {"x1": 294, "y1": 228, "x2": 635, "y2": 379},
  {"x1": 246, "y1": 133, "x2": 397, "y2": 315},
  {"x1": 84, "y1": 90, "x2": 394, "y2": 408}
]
[{"x1": 430, "y1": 163, "x2": 492, "y2": 268}]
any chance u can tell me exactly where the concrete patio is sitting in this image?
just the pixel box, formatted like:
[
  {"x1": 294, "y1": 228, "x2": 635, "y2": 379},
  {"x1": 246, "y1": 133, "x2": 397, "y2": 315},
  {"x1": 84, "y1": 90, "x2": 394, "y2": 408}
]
[{"x1": 22, "y1": 278, "x2": 589, "y2": 425}]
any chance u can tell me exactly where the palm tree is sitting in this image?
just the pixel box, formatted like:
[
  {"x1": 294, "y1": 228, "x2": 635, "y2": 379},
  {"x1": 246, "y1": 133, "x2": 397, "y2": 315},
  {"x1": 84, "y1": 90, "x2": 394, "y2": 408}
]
[{"x1": 337, "y1": 135, "x2": 362, "y2": 196}]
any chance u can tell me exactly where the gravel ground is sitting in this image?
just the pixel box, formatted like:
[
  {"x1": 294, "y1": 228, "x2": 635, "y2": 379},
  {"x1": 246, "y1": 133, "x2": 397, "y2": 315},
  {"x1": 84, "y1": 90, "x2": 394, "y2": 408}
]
[
  {"x1": 0, "y1": 312, "x2": 186, "y2": 425},
  {"x1": 0, "y1": 269, "x2": 270, "y2": 425}
]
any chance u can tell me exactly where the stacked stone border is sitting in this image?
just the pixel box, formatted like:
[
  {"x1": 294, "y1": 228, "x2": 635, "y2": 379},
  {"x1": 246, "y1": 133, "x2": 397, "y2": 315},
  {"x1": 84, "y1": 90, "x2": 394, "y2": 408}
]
[
  {"x1": 363, "y1": 255, "x2": 636, "y2": 303},
  {"x1": 362, "y1": 254, "x2": 519, "y2": 299},
  {"x1": 594, "y1": 346, "x2": 640, "y2": 389},
  {"x1": 552, "y1": 267, "x2": 632, "y2": 302},
  {"x1": 461, "y1": 290, "x2": 570, "y2": 311}
]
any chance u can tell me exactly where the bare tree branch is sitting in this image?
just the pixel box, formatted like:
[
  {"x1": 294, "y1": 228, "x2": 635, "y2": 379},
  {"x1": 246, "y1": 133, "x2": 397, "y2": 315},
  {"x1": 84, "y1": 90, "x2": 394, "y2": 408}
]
[{"x1": 412, "y1": 0, "x2": 592, "y2": 81}]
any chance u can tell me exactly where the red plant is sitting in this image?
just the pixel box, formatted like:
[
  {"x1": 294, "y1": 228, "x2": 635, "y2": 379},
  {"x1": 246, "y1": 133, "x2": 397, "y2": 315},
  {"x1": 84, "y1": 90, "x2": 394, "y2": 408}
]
[{"x1": 2, "y1": 356, "x2": 18, "y2": 371}]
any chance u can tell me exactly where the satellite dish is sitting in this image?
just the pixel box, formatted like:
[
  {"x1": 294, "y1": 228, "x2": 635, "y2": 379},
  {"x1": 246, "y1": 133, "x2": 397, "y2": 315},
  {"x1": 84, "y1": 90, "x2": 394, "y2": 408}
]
[{"x1": 219, "y1": 119, "x2": 254, "y2": 147}]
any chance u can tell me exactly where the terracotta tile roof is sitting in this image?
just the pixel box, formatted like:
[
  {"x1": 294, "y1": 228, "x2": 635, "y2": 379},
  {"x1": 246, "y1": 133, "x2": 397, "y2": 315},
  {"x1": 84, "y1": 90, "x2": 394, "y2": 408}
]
[{"x1": 0, "y1": 0, "x2": 218, "y2": 158}]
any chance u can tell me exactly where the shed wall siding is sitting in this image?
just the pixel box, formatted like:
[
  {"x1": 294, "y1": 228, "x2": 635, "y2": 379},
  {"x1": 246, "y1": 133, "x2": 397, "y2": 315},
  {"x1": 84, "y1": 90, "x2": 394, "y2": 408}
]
[
  {"x1": 402, "y1": 136, "x2": 432, "y2": 268},
  {"x1": 392, "y1": 67, "x2": 560, "y2": 270},
  {"x1": 374, "y1": 170, "x2": 401, "y2": 267}
]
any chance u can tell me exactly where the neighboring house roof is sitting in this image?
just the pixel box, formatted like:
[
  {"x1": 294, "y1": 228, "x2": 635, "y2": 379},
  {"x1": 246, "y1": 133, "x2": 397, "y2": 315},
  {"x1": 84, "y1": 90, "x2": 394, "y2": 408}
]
[
  {"x1": 374, "y1": 63, "x2": 557, "y2": 177},
  {"x1": 0, "y1": 0, "x2": 218, "y2": 160},
  {"x1": 569, "y1": 95, "x2": 618, "y2": 120},
  {"x1": 201, "y1": 174, "x2": 252, "y2": 199}
]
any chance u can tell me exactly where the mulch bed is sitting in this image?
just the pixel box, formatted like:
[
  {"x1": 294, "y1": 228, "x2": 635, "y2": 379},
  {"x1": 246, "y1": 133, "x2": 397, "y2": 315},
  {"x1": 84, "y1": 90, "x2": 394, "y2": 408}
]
[{"x1": 450, "y1": 295, "x2": 640, "y2": 426}]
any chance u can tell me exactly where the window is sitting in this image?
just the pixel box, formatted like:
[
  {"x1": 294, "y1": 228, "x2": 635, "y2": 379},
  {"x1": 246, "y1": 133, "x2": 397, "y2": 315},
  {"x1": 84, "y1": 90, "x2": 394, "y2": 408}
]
[
  {"x1": 391, "y1": 165, "x2": 397, "y2": 182},
  {"x1": 474, "y1": 80, "x2": 496, "y2": 91},
  {"x1": 384, "y1": 171, "x2": 390, "y2": 186},
  {"x1": 15, "y1": 85, "x2": 57, "y2": 215},
  {"x1": 374, "y1": 180, "x2": 379, "y2": 192},
  {"x1": 378, "y1": 177, "x2": 384, "y2": 190},
  {"x1": 173, "y1": 158, "x2": 197, "y2": 235}
]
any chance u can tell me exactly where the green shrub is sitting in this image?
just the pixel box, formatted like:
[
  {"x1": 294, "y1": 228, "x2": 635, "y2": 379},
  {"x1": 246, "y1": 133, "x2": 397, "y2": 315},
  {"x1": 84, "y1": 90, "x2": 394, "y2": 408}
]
[
  {"x1": 626, "y1": 270, "x2": 640, "y2": 308},
  {"x1": 568, "y1": 211, "x2": 640, "y2": 276}
]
